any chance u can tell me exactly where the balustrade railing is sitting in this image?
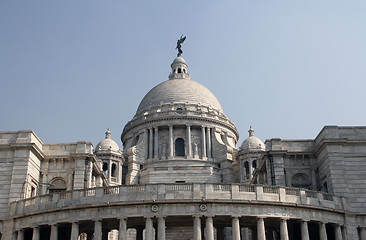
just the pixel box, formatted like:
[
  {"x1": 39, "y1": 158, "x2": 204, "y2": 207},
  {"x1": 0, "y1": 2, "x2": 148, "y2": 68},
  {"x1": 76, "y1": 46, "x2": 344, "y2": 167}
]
[
  {"x1": 12, "y1": 183, "x2": 343, "y2": 216},
  {"x1": 239, "y1": 184, "x2": 255, "y2": 192},
  {"x1": 213, "y1": 184, "x2": 231, "y2": 191},
  {"x1": 285, "y1": 188, "x2": 300, "y2": 196},
  {"x1": 166, "y1": 184, "x2": 192, "y2": 191},
  {"x1": 263, "y1": 186, "x2": 279, "y2": 194}
]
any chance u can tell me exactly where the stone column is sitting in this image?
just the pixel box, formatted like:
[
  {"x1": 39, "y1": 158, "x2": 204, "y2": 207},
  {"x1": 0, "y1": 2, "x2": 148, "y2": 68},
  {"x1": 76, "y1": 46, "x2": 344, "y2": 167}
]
[
  {"x1": 50, "y1": 224, "x2": 58, "y2": 240},
  {"x1": 32, "y1": 227, "x2": 39, "y2": 240},
  {"x1": 206, "y1": 127, "x2": 212, "y2": 159},
  {"x1": 71, "y1": 222, "x2": 79, "y2": 240},
  {"x1": 94, "y1": 220, "x2": 102, "y2": 240},
  {"x1": 301, "y1": 221, "x2": 310, "y2": 240},
  {"x1": 144, "y1": 129, "x2": 148, "y2": 159},
  {"x1": 86, "y1": 160, "x2": 93, "y2": 188},
  {"x1": 186, "y1": 125, "x2": 192, "y2": 158},
  {"x1": 168, "y1": 125, "x2": 174, "y2": 158},
  {"x1": 42, "y1": 173, "x2": 48, "y2": 195},
  {"x1": 145, "y1": 217, "x2": 154, "y2": 240},
  {"x1": 232, "y1": 217, "x2": 240, "y2": 240},
  {"x1": 335, "y1": 224, "x2": 342, "y2": 240},
  {"x1": 17, "y1": 230, "x2": 24, "y2": 240},
  {"x1": 154, "y1": 127, "x2": 159, "y2": 159},
  {"x1": 248, "y1": 160, "x2": 253, "y2": 179},
  {"x1": 257, "y1": 217, "x2": 266, "y2": 240},
  {"x1": 319, "y1": 222, "x2": 327, "y2": 240},
  {"x1": 108, "y1": 160, "x2": 112, "y2": 182},
  {"x1": 118, "y1": 218, "x2": 127, "y2": 240},
  {"x1": 360, "y1": 227, "x2": 366, "y2": 240},
  {"x1": 201, "y1": 126, "x2": 207, "y2": 159},
  {"x1": 205, "y1": 216, "x2": 214, "y2": 240},
  {"x1": 193, "y1": 216, "x2": 202, "y2": 240},
  {"x1": 149, "y1": 128, "x2": 153, "y2": 159},
  {"x1": 280, "y1": 219, "x2": 289, "y2": 240},
  {"x1": 158, "y1": 216, "x2": 166, "y2": 240}
]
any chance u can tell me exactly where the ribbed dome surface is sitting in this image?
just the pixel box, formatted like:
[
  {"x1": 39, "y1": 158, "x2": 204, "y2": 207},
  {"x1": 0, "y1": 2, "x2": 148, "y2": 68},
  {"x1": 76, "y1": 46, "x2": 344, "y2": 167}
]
[
  {"x1": 240, "y1": 136, "x2": 265, "y2": 151},
  {"x1": 96, "y1": 138, "x2": 120, "y2": 152},
  {"x1": 95, "y1": 129, "x2": 120, "y2": 152},
  {"x1": 136, "y1": 79, "x2": 223, "y2": 115}
]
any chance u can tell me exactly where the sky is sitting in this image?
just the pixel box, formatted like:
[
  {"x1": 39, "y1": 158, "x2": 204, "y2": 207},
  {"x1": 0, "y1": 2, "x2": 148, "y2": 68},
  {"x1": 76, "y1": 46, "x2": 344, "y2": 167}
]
[{"x1": 1, "y1": 1, "x2": 365, "y2": 148}]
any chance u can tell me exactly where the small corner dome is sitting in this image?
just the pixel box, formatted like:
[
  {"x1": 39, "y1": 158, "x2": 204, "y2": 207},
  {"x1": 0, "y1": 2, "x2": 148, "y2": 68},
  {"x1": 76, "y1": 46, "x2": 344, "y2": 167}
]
[
  {"x1": 95, "y1": 129, "x2": 120, "y2": 152},
  {"x1": 240, "y1": 126, "x2": 265, "y2": 152}
]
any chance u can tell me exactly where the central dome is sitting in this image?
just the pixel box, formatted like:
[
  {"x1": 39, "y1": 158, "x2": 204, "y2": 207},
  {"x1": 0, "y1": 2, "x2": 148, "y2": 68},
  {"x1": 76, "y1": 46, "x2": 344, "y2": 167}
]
[
  {"x1": 135, "y1": 56, "x2": 223, "y2": 115},
  {"x1": 136, "y1": 79, "x2": 223, "y2": 115}
]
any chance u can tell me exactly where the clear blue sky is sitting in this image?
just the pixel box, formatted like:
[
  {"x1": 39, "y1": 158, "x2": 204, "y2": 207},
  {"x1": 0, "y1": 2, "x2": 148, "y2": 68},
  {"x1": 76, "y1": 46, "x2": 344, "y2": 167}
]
[{"x1": 1, "y1": 1, "x2": 365, "y2": 148}]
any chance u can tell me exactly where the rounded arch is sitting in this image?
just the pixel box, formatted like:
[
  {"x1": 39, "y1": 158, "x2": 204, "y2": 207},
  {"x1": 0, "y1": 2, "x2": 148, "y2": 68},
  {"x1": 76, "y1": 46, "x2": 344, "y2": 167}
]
[
  {"x1": 291, "y1": 173, "x2": 311, "y2": 189},
  {"x1": 49, "y1": 177, "x2": 67, "y2": 193},
  {"x1": 175, "y1": 138, "x2": 185, "y2": 157},
  {"x1": 244, "y1": 161, "x2": 249, "y2": 176}
]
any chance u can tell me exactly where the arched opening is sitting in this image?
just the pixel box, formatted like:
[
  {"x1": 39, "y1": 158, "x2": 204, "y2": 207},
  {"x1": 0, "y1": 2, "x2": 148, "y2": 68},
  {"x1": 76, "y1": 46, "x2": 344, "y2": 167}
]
[
  {"x1": 252, "y1": 160, "x2": 257, "y2": 169},
  {"x1": 178, "y1": 68, "x2": 182, "y2": 73},
  {"x1": 291, "y1": 173, "x2": 311, "y2": 189},
  {"x1": 103, "y1": 162, "x2": 108, "y2": 172},
  {"x1": 175, "y1": 138, "x2": 185, "y2": 157},
  {"x1": 49, "y1": 178, "x2": 67, "y2": 193},
  {"x1": 183, "y1": 68, "x2": 186, "y2": 73},
  {"x1": 111, "y1": 163, "x2": 117, "y2": 178},
  {"x1": 244, "y1": 161, "x2": 249, "y2": 177}
]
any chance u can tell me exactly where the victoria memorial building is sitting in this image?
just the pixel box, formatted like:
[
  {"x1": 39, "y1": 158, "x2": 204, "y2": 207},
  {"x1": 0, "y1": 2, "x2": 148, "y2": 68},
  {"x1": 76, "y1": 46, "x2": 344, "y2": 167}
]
[{"x1": 0, "y1": 52, "x2": 366, "y2": 240}]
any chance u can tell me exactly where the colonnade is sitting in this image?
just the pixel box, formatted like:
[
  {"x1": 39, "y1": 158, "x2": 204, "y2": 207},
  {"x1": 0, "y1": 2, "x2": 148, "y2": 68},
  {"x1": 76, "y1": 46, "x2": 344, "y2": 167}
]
[
  {"x1": 146, "y1": 125, "x2": 214, "y2": 160},
  {"x1": 13, "y1": 215, "x2": 349, "y2": 240}
]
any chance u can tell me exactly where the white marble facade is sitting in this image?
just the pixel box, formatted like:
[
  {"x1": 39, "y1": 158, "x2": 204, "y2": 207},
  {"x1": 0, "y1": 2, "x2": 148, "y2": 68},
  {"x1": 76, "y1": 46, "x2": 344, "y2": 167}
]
[{"x1": 0, "y1": 56, "x2": 366, "y2": 240}]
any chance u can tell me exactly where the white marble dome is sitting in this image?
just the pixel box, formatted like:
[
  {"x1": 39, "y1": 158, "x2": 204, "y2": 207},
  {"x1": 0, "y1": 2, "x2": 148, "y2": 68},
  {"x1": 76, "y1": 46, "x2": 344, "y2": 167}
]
[
  {"x1": 95, "y1": 129, "x2": 120, "y2": 152},
  {"x1": 135, "y1": 56, "x2": 224, "y2": 115},
  {"x1": 240, "y1": 127, "x2": 265, "y2": 152},
  {"x1": 136, "y1": 79, "x2": 223, "y2": 115}
]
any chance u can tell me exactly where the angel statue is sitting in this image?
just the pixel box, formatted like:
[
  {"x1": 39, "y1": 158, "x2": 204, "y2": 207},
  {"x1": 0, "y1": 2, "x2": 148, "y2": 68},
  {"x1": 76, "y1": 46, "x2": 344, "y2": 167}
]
[{"x1": 176, "y1": 35, "x2": 186, "y2": 57}]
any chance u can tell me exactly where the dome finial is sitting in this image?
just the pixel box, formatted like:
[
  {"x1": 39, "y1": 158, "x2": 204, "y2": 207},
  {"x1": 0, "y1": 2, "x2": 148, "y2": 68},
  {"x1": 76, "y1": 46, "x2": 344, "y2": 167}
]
[
  {"x1": 176, "y1": 35, "x2": 186, "y2": 57},
  {"x1": 248, "y1": 126, "x2": 254, "y2": 137},
  {"x1": 105, "y1": 128, "x2": 111, "y2": 139}
]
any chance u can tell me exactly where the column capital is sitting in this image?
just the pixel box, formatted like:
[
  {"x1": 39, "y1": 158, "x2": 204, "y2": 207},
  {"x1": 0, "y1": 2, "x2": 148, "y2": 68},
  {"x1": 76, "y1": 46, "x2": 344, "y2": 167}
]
[
  {"x1": 201, "y1": 125, "x2": 206, "y2": 128},
  {"x1": 119, "y1": 217, "x2": 127, "y2": 221},
  {"x1": 192, "y1": 215, "x2": 203, "y2": 218},
  {"x1": 168, "y1": 124, "x2": 174, "y2": 128}
]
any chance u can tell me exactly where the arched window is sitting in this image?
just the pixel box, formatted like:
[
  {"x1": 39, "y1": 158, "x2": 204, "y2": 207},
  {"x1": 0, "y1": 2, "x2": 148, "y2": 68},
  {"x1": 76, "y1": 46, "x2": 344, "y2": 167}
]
[
  {"x1": 252, "y1": 160, "x2": 257, "y2": 169},
  {"x1": 49, "y1": 178, "x2": 67, "y2": 193},
  {"x1": 175, "y1": 138, "x2": 185, "y2": 157},
  {"x1": 291, "y1": 173, "x2": 311, "y2": 189},
  {"x1": 103, "y1": 162, "x2": 108, "y2": 172},
  {"x1": 244, "y1": 161, "x2": 249, "y2": 176},
  {"x1": 183, "y1": 69, "x2": 186, "y2": 73},
  {"x1": 178, "y1": 68, "x2": 182, "y2": 73},
  {"x1": 111, "y1": 163, "x2": 117, "y2": 177}
]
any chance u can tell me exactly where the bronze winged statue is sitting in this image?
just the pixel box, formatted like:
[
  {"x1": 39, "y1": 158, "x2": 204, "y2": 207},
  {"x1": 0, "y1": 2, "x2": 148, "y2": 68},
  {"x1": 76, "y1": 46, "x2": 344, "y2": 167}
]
[{"x1": 176, "y1": 35, "x2": 186, "y2": 57}]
